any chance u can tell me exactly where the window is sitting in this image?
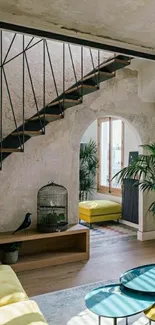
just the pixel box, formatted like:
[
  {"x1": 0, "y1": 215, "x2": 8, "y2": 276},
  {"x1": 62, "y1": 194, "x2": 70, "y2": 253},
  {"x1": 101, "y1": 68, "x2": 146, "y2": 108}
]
[{"x1": 98, "y1": 117, "x2": 124, "y2": 196}]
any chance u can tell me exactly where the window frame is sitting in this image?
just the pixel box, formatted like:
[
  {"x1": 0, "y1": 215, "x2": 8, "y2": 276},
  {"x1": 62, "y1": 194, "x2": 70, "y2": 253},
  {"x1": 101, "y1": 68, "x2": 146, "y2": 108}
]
[{"x1": 97, "y1": 117, "x2": 124, "y2": 196}]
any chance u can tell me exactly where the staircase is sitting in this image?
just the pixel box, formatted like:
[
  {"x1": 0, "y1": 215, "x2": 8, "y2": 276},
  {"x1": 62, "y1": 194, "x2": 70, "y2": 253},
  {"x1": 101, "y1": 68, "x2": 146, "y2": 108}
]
[{"x1": 0, "y1": 51, "x2": 131, "y2": 166}]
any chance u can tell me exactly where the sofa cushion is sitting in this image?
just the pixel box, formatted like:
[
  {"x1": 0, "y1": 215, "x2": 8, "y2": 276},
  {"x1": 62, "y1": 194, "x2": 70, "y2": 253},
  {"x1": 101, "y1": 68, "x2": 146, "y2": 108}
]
[
  {"x1": 0, "y1": 265, "x2": 28, "y2": 307},
  {"x1": 0, "y1": 300, "x2": 48, "y2": 325},
  {"x1": 79, "y1": 200, "x2": 121, "y2": 217}
]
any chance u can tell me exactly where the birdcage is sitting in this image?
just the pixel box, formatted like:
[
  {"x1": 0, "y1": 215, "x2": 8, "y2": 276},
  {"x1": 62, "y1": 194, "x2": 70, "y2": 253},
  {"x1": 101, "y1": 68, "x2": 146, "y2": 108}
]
[{"x1": 37, "y1": 182, "x2": 68, "y2": 233}]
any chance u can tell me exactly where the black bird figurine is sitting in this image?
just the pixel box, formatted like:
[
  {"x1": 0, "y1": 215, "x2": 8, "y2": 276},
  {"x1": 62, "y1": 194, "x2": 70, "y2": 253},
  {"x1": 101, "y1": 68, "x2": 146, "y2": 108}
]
[{"x1": 12, "y1": 213, "x2": 32, "y2": 235}]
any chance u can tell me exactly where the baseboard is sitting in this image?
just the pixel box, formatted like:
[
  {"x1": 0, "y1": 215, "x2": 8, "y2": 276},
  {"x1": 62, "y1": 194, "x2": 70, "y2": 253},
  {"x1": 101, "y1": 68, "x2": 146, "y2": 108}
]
[
  {"x1": 120, "y1": 219, "x2": 139, "y2": 229},
  {"x1": 137, "y1": 230, "x2": 155, "y2": 241}
]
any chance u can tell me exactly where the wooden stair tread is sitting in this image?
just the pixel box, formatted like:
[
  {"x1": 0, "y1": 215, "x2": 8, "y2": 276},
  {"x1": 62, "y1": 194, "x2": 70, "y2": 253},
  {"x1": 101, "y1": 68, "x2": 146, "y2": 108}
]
[
  {"x1": 12, "y1": 131, "x2": 43, "y2": 136},
  {"x1": 83, "y1": 71, "x2": 115, "y2": 82},
  {"x1": 0, "y1": 148, "x2": 21, "y2": 152},
  {"x1": 65, "y1": 84, "x2": 97, "y2": 94},
  {"x1": 47, "y1": 98, "x2": 81, "y2": 107},
  {"x1": 98, "y1": 57, "x2": 130, "y2": 70},
  {"x1": 28, "y1": 114, "x2": 63, "y2": 121}
]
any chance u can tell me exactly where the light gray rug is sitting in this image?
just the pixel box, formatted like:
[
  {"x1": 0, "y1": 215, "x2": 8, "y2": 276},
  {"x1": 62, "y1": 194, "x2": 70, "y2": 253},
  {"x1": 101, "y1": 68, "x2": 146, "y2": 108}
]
[{"x1": 32, "y1": 280, "x2": 149, "y2": 325}]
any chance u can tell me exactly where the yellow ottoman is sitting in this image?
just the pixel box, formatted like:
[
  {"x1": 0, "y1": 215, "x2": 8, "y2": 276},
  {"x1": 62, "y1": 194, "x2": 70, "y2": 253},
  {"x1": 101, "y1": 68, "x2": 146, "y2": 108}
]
[
  {"x1": 0, "y1": 265, "x2": 28, "y2": 307},
  {"x1": 0, "y1": 300, "x2": 48, "y2": 325},
  {"x1": 79, "y1": 200, "x2": 121, "y2": 227}
]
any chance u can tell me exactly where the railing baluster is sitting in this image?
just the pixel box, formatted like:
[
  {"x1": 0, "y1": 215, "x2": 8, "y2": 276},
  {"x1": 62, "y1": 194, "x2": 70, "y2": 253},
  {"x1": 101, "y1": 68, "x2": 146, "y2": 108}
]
[
  {"x1": 81, "y1": 47, "x2": 83, "y2": 98},
  {"x1": 89, "y1": 48, "x2": 95, "y2": 70},
  {"x1": 63, "y1": 43, "x2": 65, "y2": 109},
  {"x1": 3, "y1": 33, "x2": 16, "y2": 65},
  {"x1": 45, "y1": 41, "x2": 62, "y2": 115},
  {"x1": 89, "y1": 48, "x2": 98, "y2": 86},
  {"x1": 24, "y1": 51, "x2": 44, "y2": 131},
  {"x1": 22, "y1": 35, "x2": 25, "y2": 152},
  {"x1": 25, "y1": 37, "x2": 34, "y2": 51},
  {"x1": 63, "y1": 42, "x2": 65, "y2": 113},
  {"x1": 0, "y1": 31, "x2": 2, "y2": 169},
  {"x1": 43, "y1": 39, "x2": 45, "y2": 133},
  {"x1": 2, "y1": 67, "x2": 22, "y2": 148},
  {"x1": 68, "y1": 44, "x2": 77, "y2": 83},
  {"x1": 68, "y1": 44, "x2": 82, "y2": 100},
  {"x1": 98, "y1": 50, "x2": 100, "y2": 88}
]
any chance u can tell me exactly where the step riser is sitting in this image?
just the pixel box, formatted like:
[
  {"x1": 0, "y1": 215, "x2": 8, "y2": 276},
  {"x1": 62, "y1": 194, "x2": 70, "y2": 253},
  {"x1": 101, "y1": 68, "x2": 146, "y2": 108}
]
[
  {"x1": 101, "y1": 61, "x2": 130, "y2": 73},
  {"x1": 66, "y1": 87, "x2": 98, "y2": 97},
  {"x1": 2, "y1": 135, "x2": 30, "y2": 149}
]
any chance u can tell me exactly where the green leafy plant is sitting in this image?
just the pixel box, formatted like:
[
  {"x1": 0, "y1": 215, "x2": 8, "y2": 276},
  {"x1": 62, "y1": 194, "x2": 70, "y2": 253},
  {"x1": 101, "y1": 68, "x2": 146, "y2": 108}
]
[
  {"x1": 113, "y1": 143, "x2": 155, "y2": 215},
  {"x1": 2, "y1": 242, "x2": 21, "y2": 252},
  {"x1": 79, "y1": 139, "x2": 98, "y2": 201}
]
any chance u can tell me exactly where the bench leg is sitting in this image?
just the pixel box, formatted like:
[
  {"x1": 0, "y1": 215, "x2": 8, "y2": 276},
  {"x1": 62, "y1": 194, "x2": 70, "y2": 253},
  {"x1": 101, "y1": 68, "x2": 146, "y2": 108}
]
[{"x1": 90, "y1": 223, "x2": 93, "y2": 229}]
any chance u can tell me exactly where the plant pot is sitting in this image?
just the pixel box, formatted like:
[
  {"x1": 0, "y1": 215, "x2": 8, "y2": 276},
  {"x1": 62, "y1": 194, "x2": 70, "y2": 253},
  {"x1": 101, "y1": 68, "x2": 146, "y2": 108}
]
[{"x1": 2, "y1": 250, "x2": 19, "y2": 264}]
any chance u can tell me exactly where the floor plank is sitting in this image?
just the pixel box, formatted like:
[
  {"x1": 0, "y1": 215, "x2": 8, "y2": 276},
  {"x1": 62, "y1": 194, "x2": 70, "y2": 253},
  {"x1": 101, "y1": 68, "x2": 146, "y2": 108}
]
[{"x1": 17, "y1": 229, "x2": 155, "y2": 297}]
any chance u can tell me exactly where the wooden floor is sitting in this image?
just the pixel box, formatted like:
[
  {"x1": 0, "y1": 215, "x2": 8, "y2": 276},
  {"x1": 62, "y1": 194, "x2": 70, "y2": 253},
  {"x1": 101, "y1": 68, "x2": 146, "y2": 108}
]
[{"x1": 17, "y1": 231, "x2": 155, "y2": 297}]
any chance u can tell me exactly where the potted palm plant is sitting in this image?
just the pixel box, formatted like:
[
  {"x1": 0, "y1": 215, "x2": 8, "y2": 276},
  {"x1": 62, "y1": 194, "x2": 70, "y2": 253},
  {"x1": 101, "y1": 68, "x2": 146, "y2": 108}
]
[
  {"x1": 79, "y1": 139, "x2": 98, "y2": 201},
  {"x1": 113, "y1": 143, "x2": 155, "y2": 215}
]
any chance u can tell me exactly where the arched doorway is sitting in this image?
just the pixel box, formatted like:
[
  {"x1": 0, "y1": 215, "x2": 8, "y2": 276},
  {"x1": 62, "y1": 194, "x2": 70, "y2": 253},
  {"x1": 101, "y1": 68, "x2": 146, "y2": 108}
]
[{"x1": 80, "y1": 114, "x2": 143, "y2": 230}]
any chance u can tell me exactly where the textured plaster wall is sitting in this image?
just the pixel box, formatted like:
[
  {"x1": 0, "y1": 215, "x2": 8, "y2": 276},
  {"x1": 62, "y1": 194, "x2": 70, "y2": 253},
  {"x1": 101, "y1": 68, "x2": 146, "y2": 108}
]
[{"x1": 0, "y1": 68, "x2": 155, "y2": 233}]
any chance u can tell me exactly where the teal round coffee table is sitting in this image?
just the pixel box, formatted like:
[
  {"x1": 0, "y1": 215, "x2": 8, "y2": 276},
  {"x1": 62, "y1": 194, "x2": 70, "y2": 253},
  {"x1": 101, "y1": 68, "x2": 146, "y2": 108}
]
[
  {"x1": 85, "y1": 283, "x2": 155, "y2": 325},
  {"x1": 120, "y1": 264, "x2": 155, "y2": 293}
]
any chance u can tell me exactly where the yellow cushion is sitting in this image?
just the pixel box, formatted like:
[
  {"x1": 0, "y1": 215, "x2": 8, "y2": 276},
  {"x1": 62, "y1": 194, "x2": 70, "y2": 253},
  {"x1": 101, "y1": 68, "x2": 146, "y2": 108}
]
[
  {"x1": 0, "y1": 265, "x2": 28, "y2": 307},
  {"x1": 0, "y1": 300, "x2": 48, "y2": 325},
  {"x1": 145, "y1": 305, "x2": 155, "y2": 321},
  {"x1": 79, "y1": 200, "x2": 121, "y2": 217},
  {"x1": 79, "y1": 213, "x2": 121, "y2": 223}
]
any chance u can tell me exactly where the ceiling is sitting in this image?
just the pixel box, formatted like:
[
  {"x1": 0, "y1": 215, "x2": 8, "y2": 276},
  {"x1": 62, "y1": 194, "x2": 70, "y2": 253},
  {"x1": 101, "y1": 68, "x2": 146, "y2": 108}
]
[{"x1": 1, "y1": 0, "x2": 155, "y2": 55}]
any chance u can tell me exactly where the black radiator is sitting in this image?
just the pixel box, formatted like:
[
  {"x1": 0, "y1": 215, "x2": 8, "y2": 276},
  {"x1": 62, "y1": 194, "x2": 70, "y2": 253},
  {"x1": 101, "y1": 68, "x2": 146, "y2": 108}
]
[{"x1": 122, "y1": 179, "x2": 139, "y2": 224}]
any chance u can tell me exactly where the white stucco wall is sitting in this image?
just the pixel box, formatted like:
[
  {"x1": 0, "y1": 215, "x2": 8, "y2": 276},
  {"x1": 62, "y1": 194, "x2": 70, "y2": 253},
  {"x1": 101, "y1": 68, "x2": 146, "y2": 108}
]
[{"x1": 0, "y1": 68, "x2": 155, "y2": 235}]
